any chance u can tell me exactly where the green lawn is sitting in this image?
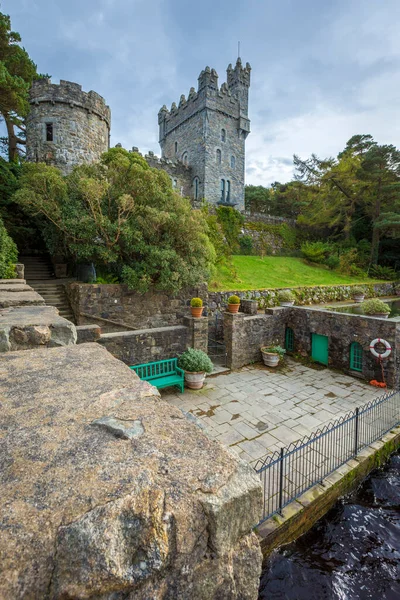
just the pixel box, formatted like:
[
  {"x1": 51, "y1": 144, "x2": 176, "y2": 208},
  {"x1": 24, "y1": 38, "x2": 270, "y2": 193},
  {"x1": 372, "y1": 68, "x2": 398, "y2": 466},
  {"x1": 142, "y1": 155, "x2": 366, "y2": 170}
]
[{"x1": 209, "y1": 256, "x2": 382, "y2": 291}]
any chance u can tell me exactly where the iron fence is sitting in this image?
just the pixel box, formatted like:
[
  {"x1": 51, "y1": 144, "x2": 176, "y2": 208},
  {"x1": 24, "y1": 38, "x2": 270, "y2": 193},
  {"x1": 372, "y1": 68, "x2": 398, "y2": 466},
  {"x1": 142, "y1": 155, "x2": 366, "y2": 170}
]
[{"x1": 255, "y1": 389, "x2": 400, "y2": 524}]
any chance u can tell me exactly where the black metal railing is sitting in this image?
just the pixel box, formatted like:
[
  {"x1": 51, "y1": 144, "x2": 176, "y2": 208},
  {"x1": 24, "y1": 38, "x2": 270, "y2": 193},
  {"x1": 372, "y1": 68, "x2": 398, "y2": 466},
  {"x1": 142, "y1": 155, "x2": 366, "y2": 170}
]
[{"x1": 255, "y1": 389, "x2": 400, "y2": 524}]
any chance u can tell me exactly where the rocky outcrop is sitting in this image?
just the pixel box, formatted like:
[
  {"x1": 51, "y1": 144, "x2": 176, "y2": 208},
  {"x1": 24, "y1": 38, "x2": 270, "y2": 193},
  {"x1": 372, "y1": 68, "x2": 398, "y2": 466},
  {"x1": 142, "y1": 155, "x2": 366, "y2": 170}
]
[{"x1": 0, "y1": 343, "x2": 262, "y2": 599}]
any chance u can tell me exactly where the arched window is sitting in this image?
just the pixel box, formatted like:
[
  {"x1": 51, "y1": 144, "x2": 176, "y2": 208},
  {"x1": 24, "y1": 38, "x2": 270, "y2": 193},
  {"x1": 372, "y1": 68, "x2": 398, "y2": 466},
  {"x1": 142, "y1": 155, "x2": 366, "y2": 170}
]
[
  {"x1": 285, "y1": 327, "x2": 294, "y2": 352},
  {"x1": 226, "y1": 180, "x2": 231, "y2": 202},
  {"x1": 220, "y1": 179, "x2": 225, "y2": 202},
  {"x1": 350, "y1": 342, "x2": 363, "y2": 372},
  {"x1": 231, "y1": 155, "x2": 236, "y2": 169},
  {"x1": 193, "y1": 177, "x2": 199, "y2": 200},
  {"x1": 221, "y1": 128, "x2": 226, "y2": 142},
  {"x1": 174, "y1": 141, "x2": 178, "y2": 153},
  {"x1": 216, "y1": 149, "x2": 221, "y2": 164},
  {"x1": 182, "y1": 152, "x2": 188, "y2": 165}
]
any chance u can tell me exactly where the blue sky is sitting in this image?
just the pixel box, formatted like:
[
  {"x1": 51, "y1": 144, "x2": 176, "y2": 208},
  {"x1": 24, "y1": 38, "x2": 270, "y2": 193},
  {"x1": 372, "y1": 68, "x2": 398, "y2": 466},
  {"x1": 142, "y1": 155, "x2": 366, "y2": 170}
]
[{"x1": 4, "y1": 0, "x2": 400, "y2": 185}]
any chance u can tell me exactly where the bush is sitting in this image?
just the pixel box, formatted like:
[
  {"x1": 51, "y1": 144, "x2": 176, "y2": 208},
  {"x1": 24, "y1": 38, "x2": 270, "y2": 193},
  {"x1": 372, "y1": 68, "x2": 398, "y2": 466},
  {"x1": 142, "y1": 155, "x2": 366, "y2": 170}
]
[
  {"x1": 261, "y1": 345, "x2": 286, "y2": 358},
  {"x1": 0, "y1": 216, "x2": 17, "y2": 279},
  {"x1": 238, "y1": 235, "x2": 253, "y2": 255},
  {"x1": 369, "y1": 265, "x2": 397, "y2": 280},
  {"x1": 228, "y1": 294, "x2": 240, "y2": 304},
  {"x1": 278, "y1": 290, "x2": 295, "y2": 303},
  {"x1": 352, "y1": 286, "x2": 366, "y2": 296},
  {"x1": 325, "y1": 255, "x2": 340, "y2": 270},
  {"x1": 178, "y1": 348, "x2": 214, "y2": 373},
  {"x1": 190, "y1": 297, "x2": 203, "y2": 307},
  {"x1": 361, "y1": 298, "x2": 390, "y2": 315},
  {"x1": 301, "y1": 241, "x2": 331, "y2": 264}
]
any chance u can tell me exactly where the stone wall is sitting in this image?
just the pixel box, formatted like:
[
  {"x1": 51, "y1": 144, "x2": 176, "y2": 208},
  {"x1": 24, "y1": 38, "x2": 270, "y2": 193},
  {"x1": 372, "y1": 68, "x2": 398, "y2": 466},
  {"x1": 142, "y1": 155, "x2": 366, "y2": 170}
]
[
  {"x1": 0, "y1": 343, "x2": 263, "y2": 599},
  {"x1": 69, "y1": 282, "x2": 207, "y2": 331},
  {"x1": 286, "y1": 307, "x2": 400, "y2": 387},
  {"x1": 26, "y1": 79, "x2": 110, "y2": 174}
]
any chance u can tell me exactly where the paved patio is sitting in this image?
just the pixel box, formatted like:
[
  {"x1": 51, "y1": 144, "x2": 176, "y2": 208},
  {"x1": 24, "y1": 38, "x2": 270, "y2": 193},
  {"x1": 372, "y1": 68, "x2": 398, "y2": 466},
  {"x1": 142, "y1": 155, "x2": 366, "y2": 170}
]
[{"x1": 161, "y1": 359, "x2": 379, "y2": 466}]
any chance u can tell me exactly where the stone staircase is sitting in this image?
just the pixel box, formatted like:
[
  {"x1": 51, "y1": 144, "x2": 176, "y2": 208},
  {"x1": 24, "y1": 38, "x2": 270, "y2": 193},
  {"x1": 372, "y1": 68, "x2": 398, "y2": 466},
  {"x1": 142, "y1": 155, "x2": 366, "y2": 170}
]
[{"x1": 19, "y1": 256, "x2": 76, "y2": 324}]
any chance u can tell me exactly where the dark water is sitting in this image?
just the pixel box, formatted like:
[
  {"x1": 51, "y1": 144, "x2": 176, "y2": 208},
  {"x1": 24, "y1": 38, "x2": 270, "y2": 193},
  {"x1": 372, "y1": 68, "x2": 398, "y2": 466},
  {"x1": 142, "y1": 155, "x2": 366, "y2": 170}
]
[
  {"x1": 259, "y1": 453, "x2": 400, "y2": 600},
  {"x1": 329, "y1": 299, "x2": 400, "y2": 319}
]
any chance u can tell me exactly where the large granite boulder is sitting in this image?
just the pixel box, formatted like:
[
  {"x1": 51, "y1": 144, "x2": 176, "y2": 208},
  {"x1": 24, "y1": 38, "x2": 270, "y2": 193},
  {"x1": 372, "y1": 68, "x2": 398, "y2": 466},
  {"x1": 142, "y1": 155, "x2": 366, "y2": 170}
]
[{"x1": 0, "y1": 343, "x2": 262, "y2": 599}]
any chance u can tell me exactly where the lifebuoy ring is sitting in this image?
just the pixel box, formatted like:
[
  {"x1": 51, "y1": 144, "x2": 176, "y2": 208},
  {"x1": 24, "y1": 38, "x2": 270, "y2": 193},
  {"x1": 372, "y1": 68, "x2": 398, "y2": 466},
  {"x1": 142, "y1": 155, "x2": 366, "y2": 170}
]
[{"x1": 369, "y1": 338, "x2": 391, "y2": 359}]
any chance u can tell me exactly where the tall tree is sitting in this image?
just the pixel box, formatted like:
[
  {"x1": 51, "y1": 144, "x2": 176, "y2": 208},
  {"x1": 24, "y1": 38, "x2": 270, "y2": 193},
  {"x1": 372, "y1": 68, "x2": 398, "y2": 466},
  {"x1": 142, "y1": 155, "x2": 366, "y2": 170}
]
[{"x1": 0, "y1": 11, "x2": 39, "y2": 161}]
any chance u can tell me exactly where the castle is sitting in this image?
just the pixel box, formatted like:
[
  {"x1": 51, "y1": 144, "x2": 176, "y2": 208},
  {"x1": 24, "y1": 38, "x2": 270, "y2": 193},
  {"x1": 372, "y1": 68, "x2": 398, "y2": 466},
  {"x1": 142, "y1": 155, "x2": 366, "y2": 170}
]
[{"x1": 26, "y1": 57, "x2": 251, "y2": 210}]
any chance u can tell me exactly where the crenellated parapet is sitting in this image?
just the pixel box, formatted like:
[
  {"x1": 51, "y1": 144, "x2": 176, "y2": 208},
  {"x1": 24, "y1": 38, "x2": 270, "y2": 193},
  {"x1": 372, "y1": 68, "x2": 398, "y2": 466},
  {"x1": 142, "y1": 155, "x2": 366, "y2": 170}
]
[{"x1": 29, "y1": 79, "x2": 111, "y2": 128}]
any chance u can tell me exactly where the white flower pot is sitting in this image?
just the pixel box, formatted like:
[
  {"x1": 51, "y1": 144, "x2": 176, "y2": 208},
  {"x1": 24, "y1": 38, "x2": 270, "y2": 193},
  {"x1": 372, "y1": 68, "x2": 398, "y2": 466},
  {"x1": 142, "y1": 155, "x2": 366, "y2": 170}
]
[
  {"x1": 370, "y1": 312, "x2": 389, "y2": 319},
  {"x1": 261, "y1": 351, "x2": 280, "y2": 367},
  {"x1": 279, "y1": 301, "x2": 294, "y2": 307},
  {"x1": 184, "y1": 371, "x2": 206, "y2": 389},
  {"x1": 352, "y1": 295, "x2": 365, "y2": 303}
]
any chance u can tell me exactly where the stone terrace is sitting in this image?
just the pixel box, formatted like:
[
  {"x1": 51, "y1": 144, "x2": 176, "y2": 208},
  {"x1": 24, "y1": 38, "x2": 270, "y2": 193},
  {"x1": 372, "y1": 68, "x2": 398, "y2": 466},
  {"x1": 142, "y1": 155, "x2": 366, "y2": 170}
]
[{"x1": 162, "y1": 359, "x2": 378, "y2": 466}]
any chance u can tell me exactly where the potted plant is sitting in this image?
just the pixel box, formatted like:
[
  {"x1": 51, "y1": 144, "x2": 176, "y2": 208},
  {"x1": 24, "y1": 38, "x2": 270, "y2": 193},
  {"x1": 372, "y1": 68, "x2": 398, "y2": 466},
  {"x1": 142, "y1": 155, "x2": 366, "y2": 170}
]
[
  {"x1": 278, "y1": 290, "x2": 295, "y2": 307},
  {"x1": 361, "y1": 298, "x2": 391, "y2": 318},
  {"x1": 190, "y1": 297, "x2": 203, "y2": 318},
  {"x1": 351, "y1": 286, "x2": 366, "y2": 303},
  {"x1": 178, "y1": 348, "x2": 214, "y2": 389},
  {"x1": 260, "y1": 345, "x2": 286, "y2": 367},
  {"x1": 227, "y1": 295, "x2": 241, "y2": 313}
]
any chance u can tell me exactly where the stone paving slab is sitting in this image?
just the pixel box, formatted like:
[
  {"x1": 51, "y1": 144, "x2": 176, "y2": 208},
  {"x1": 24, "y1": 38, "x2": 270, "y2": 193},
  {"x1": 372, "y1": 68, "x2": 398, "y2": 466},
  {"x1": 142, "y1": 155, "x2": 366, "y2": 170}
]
[{"x1": 162, "y1": 359, "x2": 379, "y2": 466}]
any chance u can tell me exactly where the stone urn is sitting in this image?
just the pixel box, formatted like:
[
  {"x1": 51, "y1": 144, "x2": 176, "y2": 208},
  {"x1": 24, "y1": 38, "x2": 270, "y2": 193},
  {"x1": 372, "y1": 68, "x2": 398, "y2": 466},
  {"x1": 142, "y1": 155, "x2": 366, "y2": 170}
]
[
  {"x1": 352, "y1": 294, "x2": 365, "y2": 303},
  {"x1": 191, "y1": 306, "x2": 204, "y2": 318},
  {"x1": 184, "y1": 371, "x2": 206, "y2": 390},
  {"x1": 261, "y1": 350, "x2": 280, "y2": 367}
]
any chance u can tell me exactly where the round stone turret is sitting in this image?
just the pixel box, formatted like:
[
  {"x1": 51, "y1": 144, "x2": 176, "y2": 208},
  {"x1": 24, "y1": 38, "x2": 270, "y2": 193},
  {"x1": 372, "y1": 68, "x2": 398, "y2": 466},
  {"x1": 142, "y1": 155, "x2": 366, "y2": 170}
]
[{"x1": 26, "y1": 79, "x2": 111, "y2": 174}]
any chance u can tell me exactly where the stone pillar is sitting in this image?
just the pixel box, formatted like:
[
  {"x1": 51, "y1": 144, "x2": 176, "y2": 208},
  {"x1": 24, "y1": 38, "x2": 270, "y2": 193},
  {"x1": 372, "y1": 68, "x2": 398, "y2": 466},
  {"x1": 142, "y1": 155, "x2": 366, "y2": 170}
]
[
  {"x1": 223, "y1": 311, "x2": 245, "y2": 370},
  {"x1": 183, "y1": 316, "x2": 208, "y2": 353},
  {"x1": 241, "y1": 299, "x2": 258, "y2": 315}
]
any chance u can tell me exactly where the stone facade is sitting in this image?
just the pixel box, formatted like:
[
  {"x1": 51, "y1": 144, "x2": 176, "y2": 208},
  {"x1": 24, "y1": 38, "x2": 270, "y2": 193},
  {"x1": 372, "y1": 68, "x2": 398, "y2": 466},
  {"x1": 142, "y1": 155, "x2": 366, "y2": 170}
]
[
  {"x1": 0, "y1": 343, "x2": 263, "y2": 599},
  {"x1": 158, "y1": 58, "x2": 251, "y2": 209},
  {"x1": 26, "y1": 79, "x2": 111, "y2": 174}
]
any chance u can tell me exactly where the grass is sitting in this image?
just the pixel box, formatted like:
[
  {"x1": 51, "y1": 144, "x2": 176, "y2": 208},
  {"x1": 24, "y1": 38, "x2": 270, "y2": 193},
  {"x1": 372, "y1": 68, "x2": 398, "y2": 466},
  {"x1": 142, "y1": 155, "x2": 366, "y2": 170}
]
[{"x1": 209, "y1": 256, "x2": 383, "y2": 291}]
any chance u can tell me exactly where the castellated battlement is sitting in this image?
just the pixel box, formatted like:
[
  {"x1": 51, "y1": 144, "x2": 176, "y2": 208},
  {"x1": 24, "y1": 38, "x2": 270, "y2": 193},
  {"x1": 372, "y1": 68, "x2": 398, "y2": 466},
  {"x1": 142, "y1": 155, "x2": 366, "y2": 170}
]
[
  {"x1": 29, "y1": 78, "x2": 111, "y2": 127},
  {"x1": 129, "y1": 146, "x2": 191, "y2": 170}
]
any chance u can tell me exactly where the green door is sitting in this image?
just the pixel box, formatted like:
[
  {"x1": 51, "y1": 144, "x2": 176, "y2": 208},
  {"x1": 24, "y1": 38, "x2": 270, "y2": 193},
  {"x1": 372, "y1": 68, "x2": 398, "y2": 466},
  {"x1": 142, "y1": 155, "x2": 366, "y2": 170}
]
[{"x1": 312, "y1": 333, "x2": 328, "y2": 365}]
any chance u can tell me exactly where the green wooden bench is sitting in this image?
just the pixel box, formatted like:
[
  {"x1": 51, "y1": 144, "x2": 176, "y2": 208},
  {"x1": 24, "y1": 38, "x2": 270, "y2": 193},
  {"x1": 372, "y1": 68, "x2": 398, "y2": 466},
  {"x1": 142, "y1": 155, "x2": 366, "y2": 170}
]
[{"x1": 130, "y1": 358, "x2": 184, "y2": 393}]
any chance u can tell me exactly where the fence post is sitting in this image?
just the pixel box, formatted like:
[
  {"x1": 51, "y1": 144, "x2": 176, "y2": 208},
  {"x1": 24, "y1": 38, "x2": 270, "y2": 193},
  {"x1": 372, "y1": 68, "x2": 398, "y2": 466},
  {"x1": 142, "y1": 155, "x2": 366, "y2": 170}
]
[
  {"x1": 354, "y1": 407, "x2": 359, "y2": 457},
  {"x1": 278, "y1": 447, "x2": 284, "y2": 513}
]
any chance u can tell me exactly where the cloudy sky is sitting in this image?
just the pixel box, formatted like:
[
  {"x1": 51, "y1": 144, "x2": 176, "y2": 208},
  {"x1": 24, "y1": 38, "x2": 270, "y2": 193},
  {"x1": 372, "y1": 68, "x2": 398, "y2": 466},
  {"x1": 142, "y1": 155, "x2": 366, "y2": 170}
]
[{"x1": 5, "y1": 0, "x2": 400, "y2": 185}]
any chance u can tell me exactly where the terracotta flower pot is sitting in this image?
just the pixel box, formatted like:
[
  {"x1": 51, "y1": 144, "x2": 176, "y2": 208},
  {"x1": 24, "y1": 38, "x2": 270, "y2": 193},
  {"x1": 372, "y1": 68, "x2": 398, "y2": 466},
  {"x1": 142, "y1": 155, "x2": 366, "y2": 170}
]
[
  {"x1": 191, "y1": 306, "x2": 204, "y2": 318},
  {"x1": 228, "y1": 303, "x2": 240, "y2": 313},
  {"x1": 184, "y1": 371, "x2": 206, "y2": 389},
  {"x1": 352, "y1": 295, "x2": 365, "y2": 303},
  {"x1": 261, "y1": 351, "x2": 280, "y2": 367}
]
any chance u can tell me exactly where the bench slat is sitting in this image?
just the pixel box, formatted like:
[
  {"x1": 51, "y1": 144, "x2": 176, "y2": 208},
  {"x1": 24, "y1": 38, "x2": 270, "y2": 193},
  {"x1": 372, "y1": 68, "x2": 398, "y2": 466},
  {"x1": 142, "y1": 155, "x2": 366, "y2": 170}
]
[{"x1": 130, "y1": 358, "x2": 183, "y2": 393}]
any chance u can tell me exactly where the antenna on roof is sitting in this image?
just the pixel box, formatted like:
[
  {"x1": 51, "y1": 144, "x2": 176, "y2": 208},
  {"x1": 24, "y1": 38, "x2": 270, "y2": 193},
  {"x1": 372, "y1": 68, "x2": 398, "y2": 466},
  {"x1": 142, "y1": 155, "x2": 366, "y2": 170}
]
[{"x1": 238, "y1": 41, "x2": 241, "y2": 59}]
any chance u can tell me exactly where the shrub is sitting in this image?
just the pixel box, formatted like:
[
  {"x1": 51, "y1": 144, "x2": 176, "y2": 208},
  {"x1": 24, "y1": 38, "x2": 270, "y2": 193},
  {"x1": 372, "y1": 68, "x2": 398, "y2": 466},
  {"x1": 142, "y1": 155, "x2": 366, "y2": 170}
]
[
  {"x1": 277, "y1": 290, "x2": 295, "y2": 303},
  {"x1": 352, "y1": 286, "x2": 366, "y2": 296},
  {"x1": 261, "y1": 345, "x2": 286, "y2": 358},
  {"x1": 369, "y1": 265, "x2": 397, "y2": 280},
  {"x1": 238, "y1": 235, "x2": 253, "y2": 255},
  {"x1": 190, "y1": 297, "x2": 203, "y2": 307},
  {"x1": 361, "y1": 298, "x2": 390, "y2": 315},
  {"x1": 178, "y1": 348, "x2": 214, "y2": 373},
  {"x1": 325, "y1": 255, "x2": 340, "y2": 270},
  {"x1": 228, "y1": 294, "x2": 240, "y2": 304},
  {"x1": 0, "y1": 216, "x2": 17, "y2": 279},
  {"x1": 95, "y1": 274, "x2": 119, "y2": 284},
  {"x1": 301, "y1": 241, "x2": 331, "y2": 264}
]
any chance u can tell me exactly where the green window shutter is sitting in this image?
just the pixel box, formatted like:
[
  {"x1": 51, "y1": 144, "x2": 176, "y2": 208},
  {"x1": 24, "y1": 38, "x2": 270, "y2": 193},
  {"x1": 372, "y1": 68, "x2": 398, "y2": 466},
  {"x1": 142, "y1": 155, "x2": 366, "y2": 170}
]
[
  {"x1": 350, "y1": 342, "x2": 363, "y2": 372},
  {"x1": 285, "y1": 327, "x2": 294, "y2": 352}
]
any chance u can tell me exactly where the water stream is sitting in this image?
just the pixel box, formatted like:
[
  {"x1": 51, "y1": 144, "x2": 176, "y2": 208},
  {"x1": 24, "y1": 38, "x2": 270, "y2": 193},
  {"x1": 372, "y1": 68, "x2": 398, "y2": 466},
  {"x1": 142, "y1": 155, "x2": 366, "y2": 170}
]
[{"x1": 259, "y1": 452, "x2": 400, "y2": 600}]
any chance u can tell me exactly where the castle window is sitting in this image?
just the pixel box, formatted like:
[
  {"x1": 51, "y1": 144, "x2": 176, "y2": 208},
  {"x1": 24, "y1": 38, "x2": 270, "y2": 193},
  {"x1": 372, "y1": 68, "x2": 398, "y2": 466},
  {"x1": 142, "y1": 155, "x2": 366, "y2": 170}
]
[
  {"x1": 350, "y1": 342, "x2": 363, "y2": 372},
  {"x1": 220, "y1": 179, "x2": 225, "y2": 202},
  {"x1": 182, "y1": 152, "x2": 188, "y2": 165},
  {"x1": 193, "y1": 177, "x2": 199, "y2": 200},
  {"x1": 226, "y1": 180, "x2": 231, "y2": 202},
  {"x1": 231, "y1": 155, "x2": 236, "y2": 169},
  {"x1": 216, "y1": 149, "x2": 221, "y2": 164},
  {"x1": 175, "y1": 141, "x2": 178, "y2": 154},
  {"x1": 45, "y1": 123, "x2": 53, "y2": 142},
  {"x1": 221, "y1": 129, "x2": 226, "y2": 142}
]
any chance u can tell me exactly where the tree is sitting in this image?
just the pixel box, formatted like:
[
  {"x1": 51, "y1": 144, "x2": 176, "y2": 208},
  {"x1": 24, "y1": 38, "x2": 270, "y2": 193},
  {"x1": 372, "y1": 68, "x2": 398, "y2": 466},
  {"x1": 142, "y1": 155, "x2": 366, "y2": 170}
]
[
  {"x1": 0, "y1": 11, "x2": 39, "y2": 161},
  {"x1": 13, "y1": 148, "x2": 216, "y2": 293}
]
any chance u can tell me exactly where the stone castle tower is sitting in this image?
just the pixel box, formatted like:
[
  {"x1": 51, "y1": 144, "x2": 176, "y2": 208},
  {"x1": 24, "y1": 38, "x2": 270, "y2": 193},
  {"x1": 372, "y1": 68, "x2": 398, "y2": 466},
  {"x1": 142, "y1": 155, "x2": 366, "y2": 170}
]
[
  {"x1": 158, "y1": 58, "x2": 251, "y2": 210},
  {"x1": 26, "y1": 79, "x2": 111, "y2": 175}
]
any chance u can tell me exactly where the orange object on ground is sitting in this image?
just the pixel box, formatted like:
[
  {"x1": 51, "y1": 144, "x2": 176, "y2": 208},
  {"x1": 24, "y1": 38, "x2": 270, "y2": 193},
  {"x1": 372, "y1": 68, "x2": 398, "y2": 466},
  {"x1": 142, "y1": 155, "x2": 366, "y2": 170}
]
[{"x1": 369, "y1": 380, "x2": 387, "y2": 388}]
